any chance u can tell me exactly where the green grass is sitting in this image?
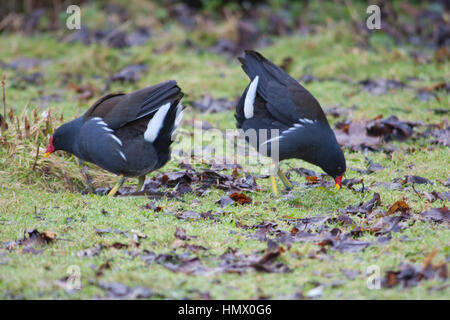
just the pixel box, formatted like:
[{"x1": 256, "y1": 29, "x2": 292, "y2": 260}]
[{"x1": 0, "y1": 11, "x2": 449, "y2": 299}]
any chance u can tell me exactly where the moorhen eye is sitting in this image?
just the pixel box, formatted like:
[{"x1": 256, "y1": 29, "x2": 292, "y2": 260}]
[{"x1": 235, "y1": 50, "x2": 346, "y2": 195}]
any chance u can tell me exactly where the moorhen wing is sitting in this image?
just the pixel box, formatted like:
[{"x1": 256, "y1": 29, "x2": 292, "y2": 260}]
[
  {"x1": 235, "y1": 50, "x2": 346, "y2": 195},
  {"x1": 44, "y1": 80, "x2": 184, "y2": 196}
]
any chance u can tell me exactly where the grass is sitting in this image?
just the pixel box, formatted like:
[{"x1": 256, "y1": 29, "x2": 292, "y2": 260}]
[{"x1": 0, "y1": 9, "x2": 449, "y2": 299}]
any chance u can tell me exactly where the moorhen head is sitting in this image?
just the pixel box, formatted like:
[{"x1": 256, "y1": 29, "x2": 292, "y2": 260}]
[
  {"x1": 44, "y1": 80, "x2": 184, "y2": 196},
  {"x1": 235, "y1": 50, "x2": 346, "y2": 195}
]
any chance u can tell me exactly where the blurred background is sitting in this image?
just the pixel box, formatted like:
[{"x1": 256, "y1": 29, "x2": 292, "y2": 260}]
[
  {"x1": 0, "y1": 0, "x2": 448, "y2": 116},
  {"x1": 1, "y1": 0, "x2": 448, "y2": 52}
]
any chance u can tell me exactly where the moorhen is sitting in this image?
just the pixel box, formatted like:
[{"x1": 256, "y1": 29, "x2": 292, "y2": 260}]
[
  {"x1": 235, "y1": 50, "x2": 346, "y2": 195},
  {"x1": 44, "y1": 80, "x2": 184, "y2": 196}
]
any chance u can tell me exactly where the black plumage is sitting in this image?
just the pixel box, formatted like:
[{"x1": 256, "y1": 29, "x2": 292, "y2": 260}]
[
  {"x1": 235, "y1": 50, "x2": 346, "y2": 193},
  {"x1": 45, "y1": 80, "x2": 184, "y2": 195}
]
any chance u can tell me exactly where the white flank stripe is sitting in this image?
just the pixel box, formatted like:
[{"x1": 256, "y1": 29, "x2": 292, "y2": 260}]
[
  {"x1": 119, "y1": 150, "x2": 127, "y2": 161},
  {"x1": 97, "y1": 120, "x2": 108, "y2": 126},
  {"x1": 144, "y1": 103, "x2": 171, "y2": 143},
  {"x1": 103, "y1": 127, "x2": 114, "y2": 132},
  {"x1": 110, "y1": 134, "x2": 122, "y2": 146},
  {"x1": 283, "y1": 127, "x2": 297, "y2": 134},
  {"x1": 261, "y1": 135, "x2": 282, "y2": 146},
  {"x1": 262, "y1": 122, "x2": 307, "y2": 146},
  {"x1": 299, "y1": 118, "x2": 315, "y2": 124},
  {"x1": 244, "y1": 76, "x2": 259, "y2": 119}
]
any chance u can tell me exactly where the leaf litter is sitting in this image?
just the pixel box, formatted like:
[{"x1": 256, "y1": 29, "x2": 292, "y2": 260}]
[
  {"x1": 140, "y1": 239, "x2": 291, "y2": 276},
  {"x1": 382, "y1": 250, "x2": 447, "y2": 289},
  {"x1": 3, "y1": 229, "x2": 57, "y2": 255},
  {"x1": 109, "y1": 165, "x2": 261, "y2": 197}
]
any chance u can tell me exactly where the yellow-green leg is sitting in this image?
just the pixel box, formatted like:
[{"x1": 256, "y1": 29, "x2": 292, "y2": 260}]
[
  {"x1": 136, "y1": 175, "x2": 145, "y2": 192},
  {"x1": 270, "y1": 175, "x2": 278, "y2": 196},
  {"x1": 277, "y1": 169, "x2": 293, "y2": 190},
  {"x1": 108, "y1": 175, "x2": 126, "y2": 197}
]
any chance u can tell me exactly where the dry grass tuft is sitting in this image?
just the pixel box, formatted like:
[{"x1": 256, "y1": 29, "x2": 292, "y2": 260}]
[{"x1": 0, "y1": 108, "x2": 115, "y2": 193}]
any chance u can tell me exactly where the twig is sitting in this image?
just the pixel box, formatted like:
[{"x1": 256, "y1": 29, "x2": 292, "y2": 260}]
[
  {"x1": 422, "y1": 249, "x2": 438, "y2": 272},
  {"x1": 1, "y1": 75, "x2": 6, "y2": 132},
  {"x1": 2, "y1": 75, "x2": 6, "y2": 120},
  {"x1": 412, "y1": 184, "x2": 422, "y2": 200},
  {"x1": 31, "y1": 142, "x2": 40, "y2": 172}
]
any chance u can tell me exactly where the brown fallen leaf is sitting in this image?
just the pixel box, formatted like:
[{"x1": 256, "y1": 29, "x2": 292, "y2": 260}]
[
  {"x1": 68, "y1": 83, "x2": 98, "y2": 101},
  {"x1": 367, "y1": 115, "x2": 414, "y2": 142},
  {"x1": 435, "y1": 47, "x2": 450, "y2": 64},
  {"x1": 343, "y1": 192, "x2": 381, "y2": 215},
  {"x1": 386, "y1": 200, "x2": 410, "y2": 216},
  {"x1": 383, "y1": 259, "x2": 447, "y2": 289},
  {"x1": 335, "y1": 122, "x2": 381, "y2": 150},
  {"x1": 21, "y1": 229, "x2": 56, "y2": 246},
  {"x1": 229, "y1": 192, "x2": 252, "y2": 205},
  {"x1": 111, "y1": 242, "x2": 130, "y2": 249},
  {"x1": 95, "y1": 260, "x2": 112, "y2": 277},
  {"x1": 422, "y1": 249, "x2": 438, "y2": 272},
  {"x1": 418, "y1": 82, "x2": 447, "y2": 93},
  {"x1": 305, "y1": 176, "x2": 319, "y2": 183}
]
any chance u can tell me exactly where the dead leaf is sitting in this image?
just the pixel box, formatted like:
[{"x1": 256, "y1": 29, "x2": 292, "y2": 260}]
[
  {"x1": 386, "y1": 200, "x2": 410, "y2": 216},
  {"x1": 174, "y1": 227, "x2": 188, "y2": 240},
  {"x1": 420, "y1": 207, "x2": 449, "y2": 224},
  {"x1": 229, "y1": 192, "x2": 252, "y2": 205}
]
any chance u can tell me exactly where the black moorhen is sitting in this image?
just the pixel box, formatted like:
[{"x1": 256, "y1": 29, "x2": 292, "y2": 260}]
[
  {"x1": 44, "y1": 80, "x2": 184, "y2": 196},
  {"x1": 235, "y1": 50, "x2": 346, "y2": 195}
]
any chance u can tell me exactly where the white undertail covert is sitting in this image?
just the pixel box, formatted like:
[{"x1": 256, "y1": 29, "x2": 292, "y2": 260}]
[
  {"x1": 244, "y1": 76, "x2": 259, "y2": 119},
  {"x1": 144, "y1": 103, "x2": 171, "y2": 142}
]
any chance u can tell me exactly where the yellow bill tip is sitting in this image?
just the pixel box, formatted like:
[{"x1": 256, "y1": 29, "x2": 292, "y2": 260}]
[
  {"x1": 43, "y1": 152, "x2": 51, "y2": 158},
  {"x1": 335, "y1": 183, "x2": 341, "y2": 190}
]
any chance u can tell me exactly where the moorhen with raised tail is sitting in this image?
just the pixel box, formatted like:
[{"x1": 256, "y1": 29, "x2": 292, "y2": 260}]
[
  {"x1": 235, "y1": 50, "x2": 346, "y2": 195},
  {"x1": 44, "y1": 80, "x2": 184, "y2": 196}
]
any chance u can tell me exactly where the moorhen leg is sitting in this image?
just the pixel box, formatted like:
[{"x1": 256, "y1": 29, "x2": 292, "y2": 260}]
[
  {"x1": 270, "y1": 175, "x2": 278, "y2": 196},
  {"x1": 270, "y1": 163, "x2": 279, "y2": 196},
  {"x1": 135, "y1": 175, "x2": 145, "y2": 192},
  {"x1": 277, "y1": 168, "x2": 292, "y2": 190},
  {"x1": 108, "y1": 175, "x2": 126, "y2": 197}
]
